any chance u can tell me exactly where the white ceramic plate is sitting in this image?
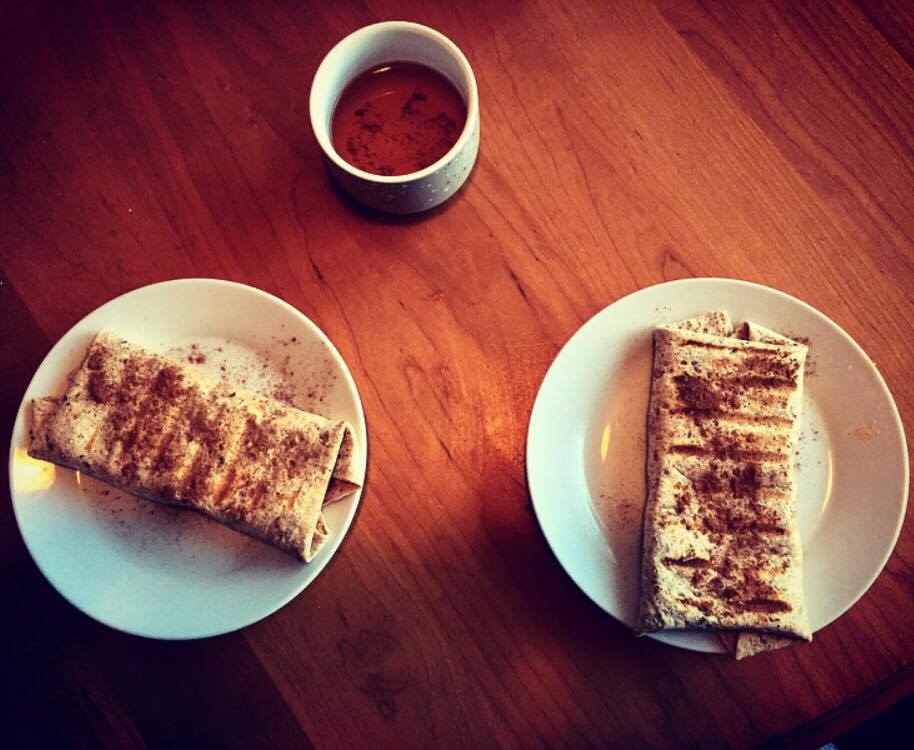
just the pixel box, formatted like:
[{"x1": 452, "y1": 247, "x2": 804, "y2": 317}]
[
  {"x1": 527, "y1": 278, "x2": 908, "y2": 653},
  {"x1": 9, "y1": 279, "x2": 367, "y2": 640}
]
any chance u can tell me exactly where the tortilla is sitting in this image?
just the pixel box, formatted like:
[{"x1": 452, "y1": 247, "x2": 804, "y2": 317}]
[
  {"x1": 718, "y1": 630, "x2": 799, "y2": 659},
  {"x1": 27, "y1": 331, "x2": 359, "y2": 561},
  {"x1": 637, "y1": 313, "x2": 811, "y2": 651}
]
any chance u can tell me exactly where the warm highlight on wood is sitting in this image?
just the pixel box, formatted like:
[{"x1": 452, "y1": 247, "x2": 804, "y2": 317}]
[{"x1": 1, "y1": 1, "x2": 912, "y2": 747}]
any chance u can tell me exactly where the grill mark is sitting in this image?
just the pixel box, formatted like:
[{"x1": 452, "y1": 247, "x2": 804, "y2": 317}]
[
  {"x1": 115, "y1": 357, "x2": 143, "y2": 404},
  {"x1": 85, "y1": 345, "x2": 114, "y2": 403},
  {"x1": 669, "y1": 445, "x2": 788, "y2": 462},
  {"x1": 134, "y1": 394, "x2": 180, "y2": 464},
  {"x1": 112, "y1": 357, "x2": 158, "y2": 462},
  {"x1": 681, "y1": 463, "x2": 768, "y2": 515},
  {"x1": 211, "y1": 465, "x2": 237, "y2": 508},
  {"x1": 181, "y1": 399, "x2": 227, "y2": 501},
  {"x1": 183, "y1": 448, "x2": 211, "y2": 501},
  {"x1": 87, "y1": 369, "x2": 114, "y2": 403},
  {"x1": 241, "y1": 415, "x2": 273, "y2": 459},
  {"x1": 276, "y1": 430, "x2": 329, "y2": 511},
  {"x1": 97, "y1": 357, "x2": 140, "y2": 458},
  {"x1": 123, "y1": 363, "x2": 185, "y2": 462},
  {"x1": 679, "y1": 339, "x2": 749, "y2": 351},
  {"x1": 115, "y1": 363, "x2": 159, "y2": 446},
  {"x1": 246, "y1": 480, "x2": 270, "y2": 516},
  {"x1": 662, "y1": 557, "x2": 710, "y2": 569},
  {"x1": 679, "y1": 597, "x2": 715, "y2": 615},
  {"x1": 740, "y1": 599, "x2": 791, "y2": 614},
  {"x1": 237, "y1": 415, "x2": 261, "y2": 457},
  {"x1": 150, "y1": 380, "x2": 200, "y2": 476},
  {"x1": 151, "y1": 430, "x2": 178, "y2": 473},
  {"x1": 120, "y1": 418, "x2": 142, "y2": 455},
  {"x1": 674, "y1": 374, "x2": 738, "y2": 411},
  {"x1": 121, "y1": 462, "x2": 138, "y2": 482},
  {"x1": 260, "y1": 427, "x2": 299, "y2": 509},
  {"x1": 670, "y1": 409, "x2": 793, "y2": 427},
  {"x1": 694, "y1": 432, "x2": 789, "y2": 458},
  {"x1": 725, "y1": 375, "x2": 796, "y2": 390},
  {"x1": 178, "y1": 402, "x2": 211, "y2": 498},
  {"x1": 105, "y1": 361, "x2": 163, "y2": 457},
  {"x1": 258, "y1": 461, "x2": 288, "y2": 516},
  {"x1": 84, "y1": 426, "x2": 100, "y2": 453},
  {"x1": 673, "y1": 373, "x2": 795, "y2": 406},
  {"x1": 220, "y1": 417, "x2": 267, "y2": 523},
  {"x1": 678, "y1": 338, "x2": 796, "y2": 354},
  {"x1": 86, "y1": 348, "x2": 107, "y2": 370},
  {"x1": 754, "y1": 488, "x2": 791, "y2": 501},
  {"x1": 750, "y1": 524, "x2": 788, "y2": 535},
  {"x1": 685, "y1": 469, "x2": 790, "y2": 522},
  {"x1": 743, "y1": 354, "x2": 801, "y2": 379}
]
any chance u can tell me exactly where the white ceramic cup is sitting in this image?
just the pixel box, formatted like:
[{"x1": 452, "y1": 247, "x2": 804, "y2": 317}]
[{"x1": 310, "y1": 21, "x2": 479, "y2": 214}]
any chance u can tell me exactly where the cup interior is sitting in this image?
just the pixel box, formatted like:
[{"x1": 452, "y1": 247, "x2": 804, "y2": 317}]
[{"x1": 310, "y1": 22, "x2": 476, "y2": 181}]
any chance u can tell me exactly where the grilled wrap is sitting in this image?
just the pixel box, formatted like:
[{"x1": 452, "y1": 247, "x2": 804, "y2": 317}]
[
  {"x1": 28, "y1": 331, "x2": 360, "y2": 561},
  {"x1": 637, "y1": 313, "x2": 810, "y2": 650}
]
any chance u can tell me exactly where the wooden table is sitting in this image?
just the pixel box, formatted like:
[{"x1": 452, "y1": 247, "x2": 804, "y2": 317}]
[{"x1": 2, "y1": 1, "x2": 912, "y2": 747}]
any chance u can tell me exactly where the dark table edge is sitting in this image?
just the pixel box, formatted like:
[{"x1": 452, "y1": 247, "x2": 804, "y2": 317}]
[{"x1": 760, "y1": 661, "x2": 914, "y2": 749}]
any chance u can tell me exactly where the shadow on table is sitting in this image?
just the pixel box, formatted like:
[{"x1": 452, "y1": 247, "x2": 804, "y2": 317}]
[{"x1": 473, "y1": 457, "x2": 644, "y2": 647}]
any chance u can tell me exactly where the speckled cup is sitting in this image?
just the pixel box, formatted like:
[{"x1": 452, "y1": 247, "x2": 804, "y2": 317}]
[{"x1": 310, "y1": 22, "x2": 479, "y2": 214}]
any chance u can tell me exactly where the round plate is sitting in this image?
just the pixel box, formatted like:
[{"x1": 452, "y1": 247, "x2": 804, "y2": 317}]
[
  {"x1": 527, "y1": 278, "x2": 908, "y2": 653},
  {"x1": 9, "y1": 279, "x2": 367, "y2": 639}
]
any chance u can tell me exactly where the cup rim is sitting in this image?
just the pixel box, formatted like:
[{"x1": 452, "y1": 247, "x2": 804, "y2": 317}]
[{"x1": 309, "y1": 21, "x2": 479, "y2": 184}]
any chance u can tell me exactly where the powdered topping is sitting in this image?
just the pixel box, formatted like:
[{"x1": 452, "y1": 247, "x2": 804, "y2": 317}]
[
  {"x1": 640, "y1": 315, "x2": 808, "y2": 638},
  {"x1": 29, "y1": 332, "x2": 359, "y2": 562}
]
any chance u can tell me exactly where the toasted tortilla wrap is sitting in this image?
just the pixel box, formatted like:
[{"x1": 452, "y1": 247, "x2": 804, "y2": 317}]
[
  {"x1": 28, "y1": 331, "x2": 359, "y2": 561},
  {"x1": 637, "y1": 313, "x2": 810, "y2": 651}
]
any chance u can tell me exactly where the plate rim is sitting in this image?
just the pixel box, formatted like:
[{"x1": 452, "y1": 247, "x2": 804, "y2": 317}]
[
  {"x1": 8, "y1": 277, "x2": 368, "y2": 640},
  {"x1": 526, "y1": 276, "x2": 909, "y2": 652}
]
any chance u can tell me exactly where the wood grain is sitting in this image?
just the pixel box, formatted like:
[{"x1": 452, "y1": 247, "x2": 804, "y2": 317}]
[{"x1": 1, "y1": 0, "x2": 912, "y2": 747}]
